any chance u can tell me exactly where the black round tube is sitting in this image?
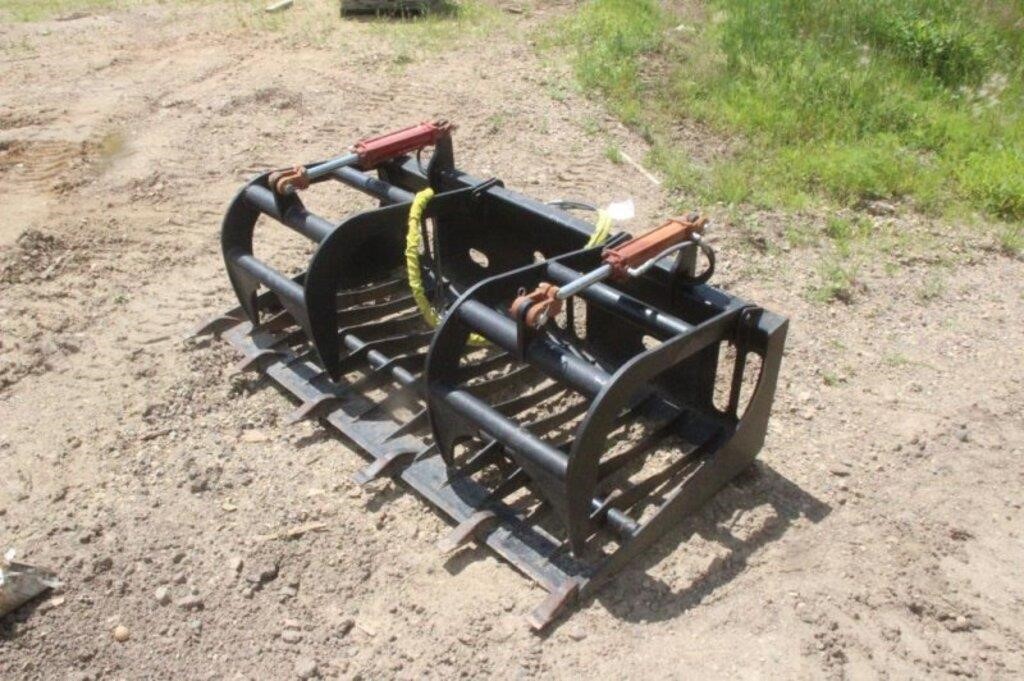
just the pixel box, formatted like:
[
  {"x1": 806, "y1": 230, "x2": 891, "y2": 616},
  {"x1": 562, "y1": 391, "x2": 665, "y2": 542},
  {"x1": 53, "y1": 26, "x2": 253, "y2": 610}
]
[
  {"x1": 546, "y1": 262, "x2": 695, "y2": 338},
  {"x1": 458, "y1": 300, "x2": 609, "y2": 398},
  {"x1": 331, "y1": 166, "x2": 415, "y2": 205},
  {"x1": 233, "y1": 253, "x2": 305, "y2": 308},
  {"x1": 242, "y1": 184, "x2": 335, "y2": 243}
]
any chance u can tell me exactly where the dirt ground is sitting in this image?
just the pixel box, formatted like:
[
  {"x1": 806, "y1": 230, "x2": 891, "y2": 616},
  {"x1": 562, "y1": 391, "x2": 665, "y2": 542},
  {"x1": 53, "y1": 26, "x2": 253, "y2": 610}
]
[{"x1": 1, "y1": 1, "x2": 1022, "y2": 679}]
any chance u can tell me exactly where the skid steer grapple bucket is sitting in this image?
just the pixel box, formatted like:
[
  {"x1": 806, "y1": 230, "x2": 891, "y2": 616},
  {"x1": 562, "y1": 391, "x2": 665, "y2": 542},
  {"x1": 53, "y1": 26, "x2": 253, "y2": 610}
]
[{"x1": 195, "y1": 123, "x2": 788, "y2": 629}]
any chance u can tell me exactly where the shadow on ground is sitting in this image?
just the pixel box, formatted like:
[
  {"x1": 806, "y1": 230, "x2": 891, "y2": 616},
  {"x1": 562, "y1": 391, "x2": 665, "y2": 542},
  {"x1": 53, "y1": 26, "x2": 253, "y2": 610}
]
[{"x1": 592, "y1": 461, "x2": 830, "y2": 625}]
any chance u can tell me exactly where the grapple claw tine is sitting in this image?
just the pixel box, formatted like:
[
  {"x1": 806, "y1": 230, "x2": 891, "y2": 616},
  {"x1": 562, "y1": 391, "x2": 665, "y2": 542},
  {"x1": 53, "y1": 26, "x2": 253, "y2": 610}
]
[
  {"x1": 526, "y1": 580, "x2": 580, "y2": 632},
  {"x1": 189, "y1": 310, "x2": 246, "y2": 340},
  {"x1": 351, "y1": 450, "x2": 417, "y2": 486},
  {"x1": 284, "y1": 394, "x2": 339, "y2": 425},
  {"x1": 436, "y1": 510, "x2": 496, "y2": 555},
  {"x1": 234, "y1": 348, "x2": 284, "y2": 374}
]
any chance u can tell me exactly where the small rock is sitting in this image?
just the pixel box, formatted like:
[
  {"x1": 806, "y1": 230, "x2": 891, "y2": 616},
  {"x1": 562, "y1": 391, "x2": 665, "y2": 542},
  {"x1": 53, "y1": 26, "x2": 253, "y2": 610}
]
[
  {"x1": 956, "y1": 428, "x2": 969, "y2": 443},
  {"x1": 248, "y1": 560, "x2": 279, "y2": 586},
  {"x1": 171, "y1": 571, "x2": 187, "y2": 585},
  {"x1": 176, "y1": 595, "x2": 204, "y2": 611},
  {"x1": 112, "y1": 624, "x2": 130, "y2": 642},
  {"x1": 566, "y1": 625, "x2": 587, "y2": 641},
  {"x1": 39, "y1": 595, "x2": 66, "y2": 612},
  {"x1": 188, "y1": 619, "x2": 203, "y2": 635},
  {"x1": 281, "y1": 629, "x2": 303, "y2": 644},
  {"x1": 336, "y1": 618, "x2": 354, "y2": 637},
  {"x1": 240, "y1": 430, "x2": 269, "y2": 443},
  {"x1": 865, "y1": 200, "x2": 896, "y2": 216},
  {"x1": 228, "y1": 556, "x2": 244, "y2": 574},
  {"x1": 154, "y1": 586, "x2": 171, "y2": 606},
  {"x1": 294, "y1": 657, "x2": 318, "y2": 679}
]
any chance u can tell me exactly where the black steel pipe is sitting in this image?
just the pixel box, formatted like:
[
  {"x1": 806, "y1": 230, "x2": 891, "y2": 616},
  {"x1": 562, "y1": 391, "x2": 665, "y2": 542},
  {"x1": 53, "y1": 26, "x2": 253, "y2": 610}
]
[
  {"x1": 331, "y1": 166, "x2": 415, "y2": 205},
  {"x1": 442, "y1": 388, "x2": 569, "y2": 479},
  {"x1": 242, "y1": 184, "x2": 336, "y2": 243},
  {"x1": 458, "y1": 300, "x2": 609, "y2": 398},
  {"x1": 546, "y1": 262, "x2": 695, "y2": 338},
  {"x1": 590, "y1": 498, "x2": 639, "y2": 538},
  {"x1": 341, "y1": 333, "x2": 420, "y2": 388},
  {"x1": 232, "y1": 253, "x2": 305, "y2": 308}
]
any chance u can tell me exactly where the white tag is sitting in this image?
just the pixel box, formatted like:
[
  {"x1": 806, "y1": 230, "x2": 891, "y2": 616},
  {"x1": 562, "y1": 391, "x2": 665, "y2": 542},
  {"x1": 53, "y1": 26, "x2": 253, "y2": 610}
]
[{"x1": 605, "y1": 199, "x2": 635, "y2": 222}]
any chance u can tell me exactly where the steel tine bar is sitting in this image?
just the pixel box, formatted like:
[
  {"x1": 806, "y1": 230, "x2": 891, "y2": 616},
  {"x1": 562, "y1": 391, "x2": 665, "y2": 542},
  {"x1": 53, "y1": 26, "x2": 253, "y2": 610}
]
[
  {"x1": 594, "y1": 432, "x2": 722, "y2": 520},
  {"x1": 452, "y1": 440, "x2": 504, "y2": 479},
  {"x1": 335, "y1": 296, "x2": 416, "y2": 327},
  {"x1": 336, "y1": 277, "x2": 407, "y2": 307},
  {"x1": 346, "y1": 352, "x2": 427, "y2": 395},
  {"x1": 331, "y1": 331, "x2": 434, "y2": 376},
  {"x1": 268, "y1": 327, "x2": 311, "y2": 351},
  {"x1": 492, "y1": 382, "x2": 565, "y2": 417},
  {"x1": 385, "y1": 408, "x2": 430, "y2": 441},
  {"x1": 483, "y1": 467, "x2": 530, "y2": 505},
  {"x1": 255, "y1": 308, "x2": 296, "y2": 335},
  {"x1": 351, "y1": 377, "x2": 425, "y2": 421},
  {"x1": 520, "y1": 400, "x2": 589, "y2": 439},
  {"x1": 453, "y1": 352, "x2": 513, "y2": 383},
  {"x1": 337, "y1": 313, "x2": 427, "y2": 342},
  {"x1": 596, "y1": 406, "x2": 689, "y2": 484},
  {"x1": 464, "y1": 365, "x2": 542, "y2": 397}
]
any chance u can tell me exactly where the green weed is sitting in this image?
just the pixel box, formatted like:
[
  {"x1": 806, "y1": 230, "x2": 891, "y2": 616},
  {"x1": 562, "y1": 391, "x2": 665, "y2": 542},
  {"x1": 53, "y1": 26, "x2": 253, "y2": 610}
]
[{"x1": 556, "y1": 0, "x2": 1024, "y2": 226}]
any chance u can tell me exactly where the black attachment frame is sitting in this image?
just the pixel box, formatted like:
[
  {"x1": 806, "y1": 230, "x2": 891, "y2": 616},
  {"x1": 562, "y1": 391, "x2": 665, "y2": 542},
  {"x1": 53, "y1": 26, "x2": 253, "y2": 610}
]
[{"x1": 196, "y1": 140, "x2": 788, "y2": 630}]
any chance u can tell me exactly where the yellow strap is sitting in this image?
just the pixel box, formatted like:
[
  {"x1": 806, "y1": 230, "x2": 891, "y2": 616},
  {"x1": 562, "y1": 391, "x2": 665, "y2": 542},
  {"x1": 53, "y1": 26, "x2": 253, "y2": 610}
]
[
  {"x1": 586, "y1": 209, "x2": 613, "y2": 248},
  {"x1": 406, "y1": 188, "x2": 440, "y2": 327},
  {"x1": 406, "y1": 188, "x2": 488, "y2": 345},
  {"x1": 406, "y1": 190, "x2": 613, "y2": 343}
]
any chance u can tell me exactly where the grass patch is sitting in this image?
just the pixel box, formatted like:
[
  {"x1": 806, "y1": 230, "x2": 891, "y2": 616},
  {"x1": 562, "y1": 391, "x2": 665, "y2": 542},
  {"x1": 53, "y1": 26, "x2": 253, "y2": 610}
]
[
  {"x1": 367, "y1": 0, "x2": 501, "y2": 51},
  {"x1": 0, "y1": 0, "x2": 138, "y2": 20},
  {"x1": 812, "y1": 258, "x2": 861, "y2": 303},
  {"x1": 1001, "y1": 223, "x2": 1023, "y2": 257},
  {"x1": 555, "y1": 0, "x2": 1024, "y2": 225},
  {"x1": 604, "y1": 145, "x2": 623, "y2": 164},
  {"x1": 0, "y1": 0, "x2": 205, "y2": 21}
]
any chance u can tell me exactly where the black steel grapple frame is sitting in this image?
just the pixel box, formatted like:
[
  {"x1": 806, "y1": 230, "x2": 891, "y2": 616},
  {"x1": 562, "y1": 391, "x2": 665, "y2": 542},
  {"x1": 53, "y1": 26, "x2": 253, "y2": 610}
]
[{"x1": 196, "y1": 136, "x2": 788, "y2": 629}]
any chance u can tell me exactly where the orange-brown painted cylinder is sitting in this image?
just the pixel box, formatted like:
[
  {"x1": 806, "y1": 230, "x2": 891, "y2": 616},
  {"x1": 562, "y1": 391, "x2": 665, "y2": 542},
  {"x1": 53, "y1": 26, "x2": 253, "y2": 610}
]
[{"x1": 602, "y1": 216, "x2": 707, "y2": 279}]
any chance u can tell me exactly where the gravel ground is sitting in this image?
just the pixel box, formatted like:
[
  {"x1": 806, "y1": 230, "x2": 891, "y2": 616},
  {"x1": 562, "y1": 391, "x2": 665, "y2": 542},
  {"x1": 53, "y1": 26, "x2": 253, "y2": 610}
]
[{"x1": 1, "y1": 1, "x2": 1022, "y2": 679}]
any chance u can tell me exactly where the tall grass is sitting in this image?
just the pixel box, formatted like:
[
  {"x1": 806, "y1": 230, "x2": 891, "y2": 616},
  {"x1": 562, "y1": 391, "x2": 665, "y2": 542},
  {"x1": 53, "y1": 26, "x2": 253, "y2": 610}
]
[{"x1": 559, "y1": 0, "x2": 1024, "y2": 227}]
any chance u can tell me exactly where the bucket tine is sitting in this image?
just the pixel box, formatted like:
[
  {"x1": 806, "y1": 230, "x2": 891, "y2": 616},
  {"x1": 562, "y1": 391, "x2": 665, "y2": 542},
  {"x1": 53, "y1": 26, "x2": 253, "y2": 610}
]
[{"x1": 436, "y1": 510, "x2": 497, "y2": 555}]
